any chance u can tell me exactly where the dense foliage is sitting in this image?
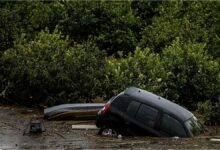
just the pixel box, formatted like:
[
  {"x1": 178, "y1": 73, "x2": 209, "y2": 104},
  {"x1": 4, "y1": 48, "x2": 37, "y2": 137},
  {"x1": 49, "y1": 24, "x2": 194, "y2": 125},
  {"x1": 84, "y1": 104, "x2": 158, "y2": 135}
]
[
  {"x1": 0, "y1": 1, "x2": 219, "y2": 123},
  {"x1": 197, "y1": 100, "x2": 220, "y2": 125},
  {"x1": 1, "y1": 30, "x2": 106, "y2": 106}
]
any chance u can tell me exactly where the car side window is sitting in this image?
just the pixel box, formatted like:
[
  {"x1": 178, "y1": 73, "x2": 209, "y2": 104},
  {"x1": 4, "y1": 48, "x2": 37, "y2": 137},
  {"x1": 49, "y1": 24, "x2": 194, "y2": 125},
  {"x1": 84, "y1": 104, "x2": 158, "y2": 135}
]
[
  {"x1": 127, "y1": 100, "x2": 140, "y2": 117},
  {"x1": 111, "y1": 96, "x2": 131, "y2": 113},
  {"x1": 136, "y1": 104, "x2": 158, "y2": 128},
  {"x1": 160, "y1": 114, "x2": 186, "y2": 137}
]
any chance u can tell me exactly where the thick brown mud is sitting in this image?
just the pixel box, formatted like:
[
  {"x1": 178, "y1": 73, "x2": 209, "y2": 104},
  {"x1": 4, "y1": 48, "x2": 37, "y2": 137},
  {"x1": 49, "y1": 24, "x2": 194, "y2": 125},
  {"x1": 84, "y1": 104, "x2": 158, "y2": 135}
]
[{"x1": 0, "y1": 105, "x2": 219, "y2": 149}]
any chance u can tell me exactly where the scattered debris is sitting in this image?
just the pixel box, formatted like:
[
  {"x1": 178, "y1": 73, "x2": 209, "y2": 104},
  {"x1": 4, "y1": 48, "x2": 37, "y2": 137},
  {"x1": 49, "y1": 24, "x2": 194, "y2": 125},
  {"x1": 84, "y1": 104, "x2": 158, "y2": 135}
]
[
  {"x1": 44, "y1": 103, "x2": 104, "y2": 120},
  {"x1": 101, "y1": 128, "x2": 118, "y2": 137},
  {"x1": 172, "y1": 136, "x2": 180, "y2": 140},
  {"x1": 54, "y1": 132, "x2": 66, "y2": 139},
  {"x1": 23, "y1": 119, "x2": 45, "y2": 135},
  {"x1": 117, "y1": 134, "x2": 122, "y2": 139}
]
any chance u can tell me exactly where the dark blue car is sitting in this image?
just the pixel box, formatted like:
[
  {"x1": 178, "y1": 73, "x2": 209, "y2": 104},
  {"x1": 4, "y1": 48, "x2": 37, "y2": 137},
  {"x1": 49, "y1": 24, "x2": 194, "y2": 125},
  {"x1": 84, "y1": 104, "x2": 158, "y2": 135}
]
[{"x1": 96, "y1": 87, "x2": 204, "y2": 137}]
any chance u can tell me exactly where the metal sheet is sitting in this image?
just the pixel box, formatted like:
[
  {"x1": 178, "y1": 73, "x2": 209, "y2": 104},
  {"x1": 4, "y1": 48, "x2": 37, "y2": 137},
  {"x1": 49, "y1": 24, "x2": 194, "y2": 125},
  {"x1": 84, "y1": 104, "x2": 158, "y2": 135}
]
[{"x1": 44, "y1": 103, "x2": 105, "y2": 120}]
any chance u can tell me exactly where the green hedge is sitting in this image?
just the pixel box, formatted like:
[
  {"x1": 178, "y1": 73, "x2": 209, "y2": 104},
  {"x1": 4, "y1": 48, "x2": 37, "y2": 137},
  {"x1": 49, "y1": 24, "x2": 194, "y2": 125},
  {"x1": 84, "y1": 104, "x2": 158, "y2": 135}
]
[
  {"x1": 0, "y1": 29, "x2": 106, "y2": 106},
  {"x1": 0, "y1": 31, "x2": 219, "y2": 117}
]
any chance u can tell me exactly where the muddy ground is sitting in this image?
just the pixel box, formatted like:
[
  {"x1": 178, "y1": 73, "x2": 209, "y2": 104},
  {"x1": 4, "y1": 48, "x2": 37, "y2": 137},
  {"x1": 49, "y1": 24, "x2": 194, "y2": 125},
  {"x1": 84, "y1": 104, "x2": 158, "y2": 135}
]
[{"x1": 0, "y1": 105, "x2": 220, "y2": 149}]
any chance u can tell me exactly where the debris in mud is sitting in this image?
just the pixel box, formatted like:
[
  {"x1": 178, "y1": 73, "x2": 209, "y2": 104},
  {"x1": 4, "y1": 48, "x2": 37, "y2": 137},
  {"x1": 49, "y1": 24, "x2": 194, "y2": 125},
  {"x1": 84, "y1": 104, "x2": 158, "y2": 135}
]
[
  {"x1": 23, "y1": 119, "x2": 45, "y2": 135},
  {"x1": 172, "y1": 136, "x2": 180, "y2": 140},
  {"x1": 117, "y1": 134, "x2": 122, "y2": 139},
  {"x1": 101, "y1": 128, "x2": 118, "y2": 137}
]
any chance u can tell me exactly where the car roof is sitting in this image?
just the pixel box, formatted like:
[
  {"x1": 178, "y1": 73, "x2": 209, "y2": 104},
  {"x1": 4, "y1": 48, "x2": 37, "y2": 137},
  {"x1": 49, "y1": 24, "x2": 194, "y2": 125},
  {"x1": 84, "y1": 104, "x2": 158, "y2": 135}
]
[{"x1": 124, "y1": 87, "x2": 193, "y2": 122}]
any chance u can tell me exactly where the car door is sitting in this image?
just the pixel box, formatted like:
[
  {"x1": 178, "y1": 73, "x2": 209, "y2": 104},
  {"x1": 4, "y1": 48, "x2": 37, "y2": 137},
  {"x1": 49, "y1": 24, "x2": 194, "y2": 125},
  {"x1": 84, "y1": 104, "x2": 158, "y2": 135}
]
[
  {"x1": 159, "y1": 113, "x2": 187, "y2": 137},
  {"x1": 134, "y1": 104, "x2": 162, "y2": 136}
]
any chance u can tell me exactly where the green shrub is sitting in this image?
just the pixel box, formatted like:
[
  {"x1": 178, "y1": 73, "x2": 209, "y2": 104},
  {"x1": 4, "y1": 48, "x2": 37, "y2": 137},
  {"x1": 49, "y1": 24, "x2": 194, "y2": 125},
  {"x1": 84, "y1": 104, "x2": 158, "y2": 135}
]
[
  {"x1": 197, "y1": 99, "x2": 220, "y2": 125},
  {"x1": 160, "y1": 38, "x2": 220, "y2": 109},
  {"x1": 1, "y1": 29, "x2": 69, "y2": 105},
  {"x1": 63, "y1": 41, "x2": 106, "y2": 103},
  {"x1": 1, "y1": 29, "x2": 106, "y2": 106},
  {"x1": 103, "y1": 47, "x2": 164, "y2": 98}
]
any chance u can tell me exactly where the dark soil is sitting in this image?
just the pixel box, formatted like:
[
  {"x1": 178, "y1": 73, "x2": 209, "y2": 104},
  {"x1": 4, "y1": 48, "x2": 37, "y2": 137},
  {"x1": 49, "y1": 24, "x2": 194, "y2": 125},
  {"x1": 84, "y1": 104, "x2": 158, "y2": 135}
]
[{"x1": 0, "y1": 105, "x2": 219, "y2": 149}]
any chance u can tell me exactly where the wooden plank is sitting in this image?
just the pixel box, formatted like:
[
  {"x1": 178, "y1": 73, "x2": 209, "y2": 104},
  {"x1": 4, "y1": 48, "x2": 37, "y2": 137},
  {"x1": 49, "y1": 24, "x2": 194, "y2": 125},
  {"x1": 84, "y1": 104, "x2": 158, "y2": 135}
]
[
  {"x1": 210, "y1": 138, "x2": 220, "y2": 142},
  {"x1": 71, "y1": 125, "x2": 98, "y2": 130}
]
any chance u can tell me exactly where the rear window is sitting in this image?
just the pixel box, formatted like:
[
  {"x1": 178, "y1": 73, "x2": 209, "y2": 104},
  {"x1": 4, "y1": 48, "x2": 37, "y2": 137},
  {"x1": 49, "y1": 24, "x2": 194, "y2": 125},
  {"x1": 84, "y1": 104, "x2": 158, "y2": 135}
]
[
  {"x1": 160, "y1": 114, "x2": 186, "y2": 137},
  {"x1": 136, "y1": 104, "x2": 158, "y2": 128}
]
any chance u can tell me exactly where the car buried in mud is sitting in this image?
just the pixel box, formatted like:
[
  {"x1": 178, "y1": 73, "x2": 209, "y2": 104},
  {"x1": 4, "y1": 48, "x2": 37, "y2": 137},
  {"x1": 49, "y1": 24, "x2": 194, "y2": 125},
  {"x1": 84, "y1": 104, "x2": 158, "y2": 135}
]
[{"x1": 96, "y1": 87, "x2": 204, "y2": 137}]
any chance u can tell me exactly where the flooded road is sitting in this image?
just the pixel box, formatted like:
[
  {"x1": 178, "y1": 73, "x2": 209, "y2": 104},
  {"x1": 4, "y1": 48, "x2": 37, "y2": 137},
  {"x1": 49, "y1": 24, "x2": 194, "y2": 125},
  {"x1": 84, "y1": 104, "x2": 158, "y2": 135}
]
[{"x1": 0, "y1": 105, "x2": 220, "y2": 149}]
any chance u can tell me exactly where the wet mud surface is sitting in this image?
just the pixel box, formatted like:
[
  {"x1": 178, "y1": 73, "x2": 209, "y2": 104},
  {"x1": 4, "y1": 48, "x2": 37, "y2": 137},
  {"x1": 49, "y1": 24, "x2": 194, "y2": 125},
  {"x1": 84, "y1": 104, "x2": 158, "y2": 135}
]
[{"x1": 0, "y1": 105, "x2": 220, "y2": 149}]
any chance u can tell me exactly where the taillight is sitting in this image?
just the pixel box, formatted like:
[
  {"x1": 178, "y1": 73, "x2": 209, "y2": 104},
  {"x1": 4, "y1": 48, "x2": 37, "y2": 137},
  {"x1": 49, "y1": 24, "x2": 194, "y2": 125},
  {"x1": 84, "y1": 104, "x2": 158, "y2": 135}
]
[{"x1": 101, "y1": 102, "x2": 110, "y2": 114}]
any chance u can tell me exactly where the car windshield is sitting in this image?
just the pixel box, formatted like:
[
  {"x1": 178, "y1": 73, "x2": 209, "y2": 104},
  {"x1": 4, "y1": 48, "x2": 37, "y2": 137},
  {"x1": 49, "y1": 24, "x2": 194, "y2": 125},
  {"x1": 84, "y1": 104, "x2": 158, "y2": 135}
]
[{"x1": 185, "y1": 116, "x2": 204, "y2": 136}]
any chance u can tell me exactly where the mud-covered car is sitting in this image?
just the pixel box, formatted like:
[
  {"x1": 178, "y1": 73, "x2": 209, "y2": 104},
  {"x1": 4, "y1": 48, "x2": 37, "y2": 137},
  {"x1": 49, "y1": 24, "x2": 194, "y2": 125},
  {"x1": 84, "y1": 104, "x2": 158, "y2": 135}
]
[{"x1": 96, "y1": 87, "x2": 204, "y2": 137}]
